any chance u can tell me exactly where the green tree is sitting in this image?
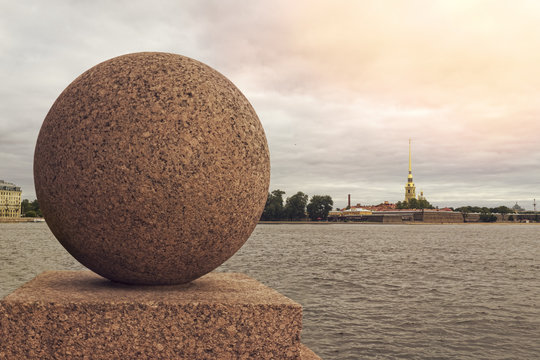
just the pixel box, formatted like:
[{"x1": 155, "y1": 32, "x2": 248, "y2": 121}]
[
  {"x1": 21, "y1": 199, "x2": 31, "y2": 215},
  {"x1": 478, "y1": 207, "x2": 496, "y2": 222},
  {"x1": 479, "y1": 213, "x2": 497, "y2": 222},
  {"x1": 457, "y1": 206, "x2": 484, "y2": 213},
  {"x1": 417, "y1": 198, "x2": 434, "y2": 209},
  {"x1": 459, "y1": 207, "x2": 470, "y2": 222},
  {"x1": 30, "y1": 199, "x2": 43, "y2": 217},
  {"x1": 284, "y1": 192, "x2": 308, "y2": 221},
  {"x1": 407, "y1": 198, "x2": 419, "y2": 209},
  {"x1": 397, "y1": 198, "x2": 434, "y2": 209},
  {"x1": 25, "y1": 210, "x2": 37, "y2": 218},
  {"x1": 490, "y1": 206, "x2": 512, "y2": 221},
  {"x1": 306, "y1": 195, "x2": 333, "y2": 221},
  {"x1": 21, "y1": 199, "x2": 42, "y2": 217},
  {"x1": 260, "y1": 190, "x2": 286, "y2": 221}
]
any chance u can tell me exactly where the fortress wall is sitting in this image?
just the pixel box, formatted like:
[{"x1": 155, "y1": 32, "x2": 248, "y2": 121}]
[
  {"x1": 463, "y1": 213, "x2": 480, "y2": 222},
  {"x1": 362, "y1": 214, "x2": 404, "y2": 223},
  {"x1": 362, "y1": 215, "x2": 385, "y2": 222},
  {"x1": 382, "y1": 215, "x2": 404, "y2": 223},
  {"x1": 419, "y1": 212, "x2": 464, "y2": 223}
]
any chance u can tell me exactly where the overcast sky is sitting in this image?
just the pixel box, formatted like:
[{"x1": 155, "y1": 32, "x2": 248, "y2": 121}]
[{"x1": 1, "y1": 1, "x2": 539, "y2": 209}]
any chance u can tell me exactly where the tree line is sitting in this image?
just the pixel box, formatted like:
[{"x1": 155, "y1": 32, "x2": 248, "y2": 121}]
[
  {"x1": 395, "y1": 198, "x2": 434, "y2": 209},
  {"x1": 454, "y1": 205, "x2": 514, "y2": 214},
  {"x1": 454, "y1": 205, "x2": 515, "y2": 222},
  {"x1": 21, "y1": 199, "x2": 42, "y2": 217},
  {"x1": 260, "y1": 190, "x2": 333, "y2": 221}
]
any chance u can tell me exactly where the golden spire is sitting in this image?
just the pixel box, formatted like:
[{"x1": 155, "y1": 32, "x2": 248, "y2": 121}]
[{"x1": 404, "y1": 138, "x2": 416, "y2": 201}]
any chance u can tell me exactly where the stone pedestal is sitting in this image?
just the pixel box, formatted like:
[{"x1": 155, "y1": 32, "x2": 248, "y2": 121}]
[{"x1": 0, "y1": 271, "x2": 320, "y2": 359}]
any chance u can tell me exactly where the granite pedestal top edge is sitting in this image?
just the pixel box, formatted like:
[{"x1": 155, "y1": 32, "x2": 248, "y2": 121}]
[{"x1": 1, "y1": 271, "x2": 300, "y2": 307}]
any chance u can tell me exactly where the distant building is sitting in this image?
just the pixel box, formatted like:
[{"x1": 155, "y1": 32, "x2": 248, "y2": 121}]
[
  {"x1": 328, "y1": 207, "x2": 372, "y2": 220},
  {"x1": 404, "y1": 139, "x2": 416, "y2": 202},
  {"x1": 331, "y1": 199, "x2": 396, "y2": 219},
  {"x1": 512, "y1": 202, "x2": 525, "y2": 213},
  {"x1": 362, "y1": 201, "x2": 397, "y2": 211},
  {"x1": 0, "y1": 180, "x2": 22, "y2": 218}
]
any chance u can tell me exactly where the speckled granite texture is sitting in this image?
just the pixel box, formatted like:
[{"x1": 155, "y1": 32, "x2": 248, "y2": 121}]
[
  {"x1": 0, "y1": 271, "x2": 323, "y2": 359},
  {"x1": 33, "y1": 52, "x2": 270, "y2": 284}
]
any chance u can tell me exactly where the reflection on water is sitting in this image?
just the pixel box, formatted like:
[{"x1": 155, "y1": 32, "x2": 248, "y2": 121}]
[{"x1": 1, "y1": 223, "x2": 539, "y2": 359}]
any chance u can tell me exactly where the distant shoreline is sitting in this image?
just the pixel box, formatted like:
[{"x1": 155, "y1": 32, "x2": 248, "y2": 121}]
[
  {"x1": 1, "y1": 219, "x2": 537, "y2": 225},
  {"x1": 258, "y1": 221, "x2": 540, "y2": 225},
  {"x1": 0, "y1": 218, "x2": 45, "y2": 223},
  {"x1": 258, "y1": 221, "x2": 329, "y2": 225}
]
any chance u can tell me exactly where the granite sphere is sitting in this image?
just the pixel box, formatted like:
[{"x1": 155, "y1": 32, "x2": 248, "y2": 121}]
[{"x1": 34, "y1": 52, "x2": 270, "y2": 285}]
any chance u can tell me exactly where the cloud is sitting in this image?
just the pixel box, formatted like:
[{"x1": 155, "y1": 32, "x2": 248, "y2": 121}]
[{"x1": 0, "y1": 0, "x2": 539, "y2": 209}]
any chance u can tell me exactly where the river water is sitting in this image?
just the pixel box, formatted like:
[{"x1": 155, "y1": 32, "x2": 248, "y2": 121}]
[{"x1": 1, "y1": 223, "x2": 539, "y2": 359}]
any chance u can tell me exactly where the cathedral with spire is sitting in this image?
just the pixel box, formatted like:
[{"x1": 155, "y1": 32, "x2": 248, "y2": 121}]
[
  {"x1": 404, "y1": 139, "x2": 416, "y2": 201},
  {"x1": 404, "y1": 139, "x2": 425, "y2": 202}
]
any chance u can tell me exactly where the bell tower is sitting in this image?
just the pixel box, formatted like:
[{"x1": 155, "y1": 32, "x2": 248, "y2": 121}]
[{"x1": 404, "y1": 139, "x2": 416, "y2": 202}]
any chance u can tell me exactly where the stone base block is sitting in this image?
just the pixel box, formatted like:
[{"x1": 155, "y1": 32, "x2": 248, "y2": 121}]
[{"x1": 0, "y1": 271, "x2": 320, "y2": 359}]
